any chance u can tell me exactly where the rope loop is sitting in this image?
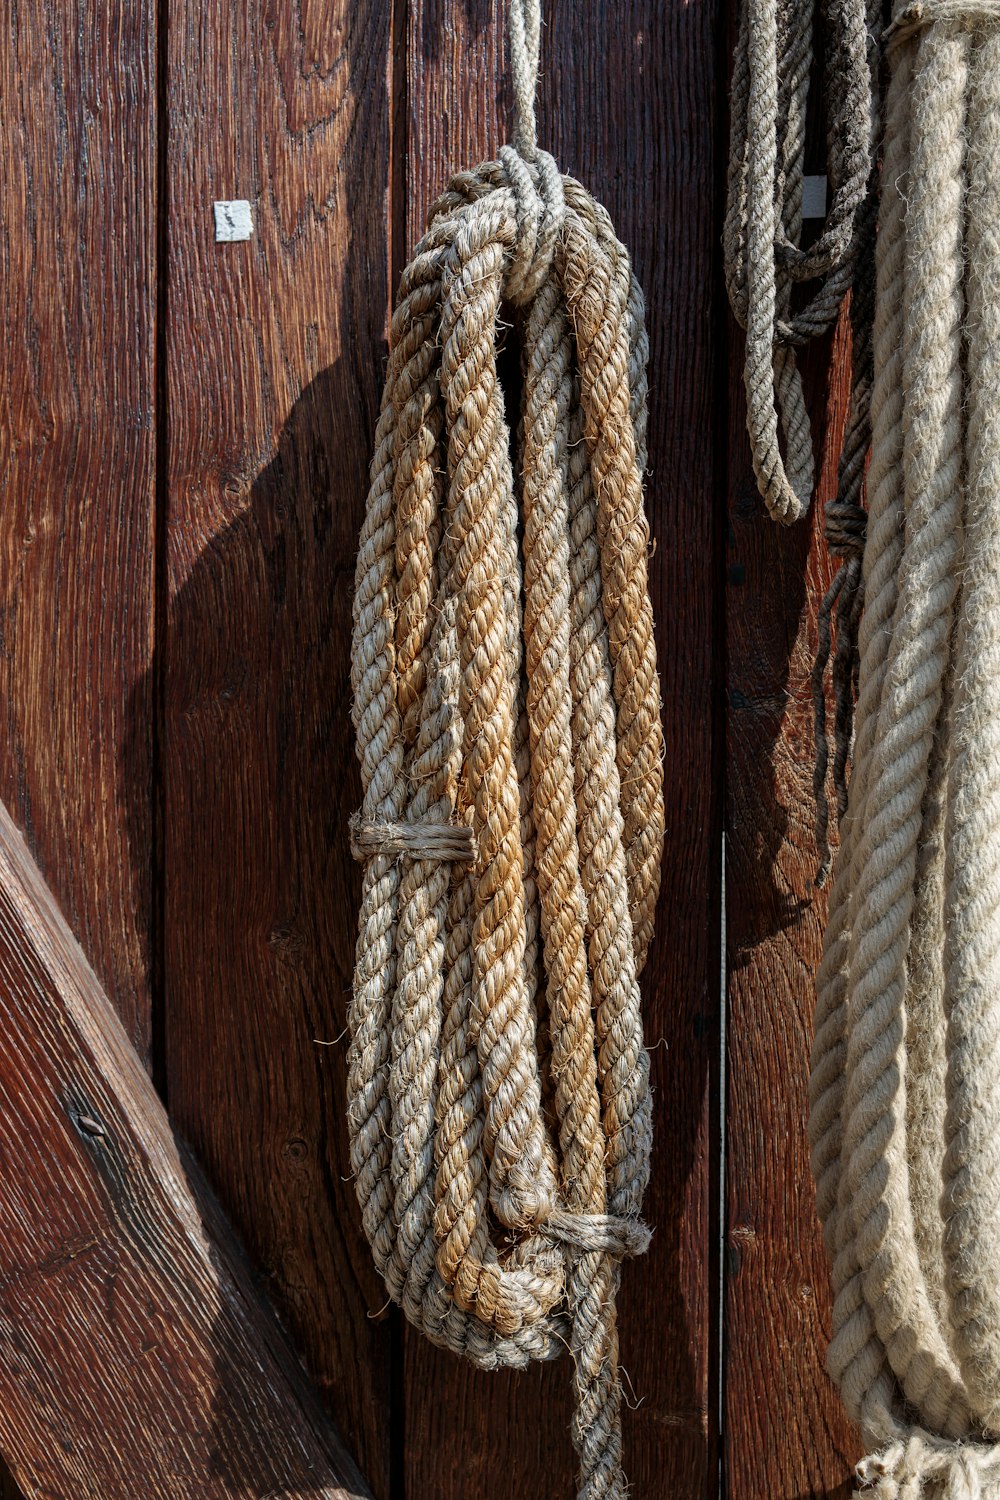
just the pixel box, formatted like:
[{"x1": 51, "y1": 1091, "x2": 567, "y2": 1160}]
[
  {"x1": 724, "y1": 0, "x2": 880, "y2": 525},
  {"x1": 855, "y1": 1430, "x2": 1000, "y2": 1498}
]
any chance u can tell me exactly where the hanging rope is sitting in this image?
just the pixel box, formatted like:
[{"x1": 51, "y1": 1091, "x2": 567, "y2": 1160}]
[
  {"x1": 724, "y1": 0, "x2": 877, "y2": 524},
  {"x1": 348, "y1": 3, "x2": 663, "y2": 1495},
  {"x1": 724, "y1": 0, "x2": 879, "y2": 879},
  {"x1": 811, "y1": 2, "x2": 1000, "y2": 1493}
]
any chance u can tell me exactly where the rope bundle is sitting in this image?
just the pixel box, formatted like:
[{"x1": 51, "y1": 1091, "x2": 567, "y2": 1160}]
[
  {"x1": 348, "y1": 4, "x2": 663, "y2": 1495},
  {"x1": 724, "y1": 0, "x2": 880, "y2": 875},
  {"x1": 809, "y1": 1, "x2": 1000, "y2": 1493},
  {"x1": 724, "y1": 0, "x2": 878, "y2": 525}
]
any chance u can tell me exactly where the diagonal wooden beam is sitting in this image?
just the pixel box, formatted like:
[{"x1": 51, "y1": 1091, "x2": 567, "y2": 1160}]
[{"x1": 0, "y1": 798, "x2": 372, "y2": 1500}]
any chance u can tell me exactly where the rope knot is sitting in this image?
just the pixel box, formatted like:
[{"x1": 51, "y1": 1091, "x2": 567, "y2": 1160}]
[
  {"x1": 349, "y1": 812, "x2": 475, "y2": 864},
  {"x1": 541, "y1": 1209, "x2": 653, "y2": 1260},
  {"x1": 498, "y1": 145, "x2": 565, "y2": 305},
  {"x1": 824, "y1": 496, "x2": 867, "y2": 558}
]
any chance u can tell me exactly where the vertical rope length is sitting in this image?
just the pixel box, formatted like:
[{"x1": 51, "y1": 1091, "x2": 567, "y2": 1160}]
[
  {"x1": 810, "y1": 2, "x2": 1000, "y2": 1493},
  {"x1": 348, "y1": 7, "x2": 663, "y2": 1497}
]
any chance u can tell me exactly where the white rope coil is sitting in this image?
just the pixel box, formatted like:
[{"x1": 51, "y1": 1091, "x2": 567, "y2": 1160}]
[{"x1": 810, "y1": 2, "x2": 1000, "y2": 1492}]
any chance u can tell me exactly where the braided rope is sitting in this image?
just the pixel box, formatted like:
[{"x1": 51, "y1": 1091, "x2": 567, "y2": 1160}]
[
  {"x1": 809, "y1": 3, "x2": 1000, "y2": 1492},
  {"x1": 348, "y1": 5, "x2": 663, "y2": 1494}
]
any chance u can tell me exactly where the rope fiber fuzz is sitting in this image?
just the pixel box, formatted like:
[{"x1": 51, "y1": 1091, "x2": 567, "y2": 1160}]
[{"x1": 348, "y1": 4, "x2": 663, "y2": 1495}]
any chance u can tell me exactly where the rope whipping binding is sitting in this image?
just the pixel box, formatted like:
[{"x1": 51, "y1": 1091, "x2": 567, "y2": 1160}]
[
  {"x1": 347, "y1": 2, "x2": 664, "y2": 1495},
  {"x1": 810, "y1": 1, "x2": 1000, "y2": 1494},
  {"x1": 724, "y1": 0, "x2": 880, "y2": 880}
]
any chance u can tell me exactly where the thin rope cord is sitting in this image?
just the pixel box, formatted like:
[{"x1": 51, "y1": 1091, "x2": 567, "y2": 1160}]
[
  {"x1": 348, "y1": 7, "x2": 662, "y2": 1496},
  {"x1": 724, "y1": 0, "x2": 878, "y2": 525},
  {"x1": 726, "y1": 0, "x2": 880, "y2": 879},
  {"x1": 808, "y1": 4, "x2": 1000, "y2": 1493}
]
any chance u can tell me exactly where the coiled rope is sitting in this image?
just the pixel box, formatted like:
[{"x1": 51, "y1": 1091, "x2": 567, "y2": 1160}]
[
  {"x1": 809, "y1": 1, "x2": 1000, "y2": 1493},
  {"x1": 724, "y1": 0, "x2": 880, "y2": 878},
  {"x1": 348, "y1": 3, "x2": 663, "y2": 1495}
]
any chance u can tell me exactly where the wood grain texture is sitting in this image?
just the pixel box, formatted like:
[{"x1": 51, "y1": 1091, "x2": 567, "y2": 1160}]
[
  {"x1": 401, "y1": 4, "x2": 721, "y2": 1495},
  {"x1": 0, "y1": 798, "x2": 371, "y2": 1500},
  {"x1": 162, "y1": 3, "x2": 393, "y2": 1493},
  {"x1": 0, "y1": 2, "x2": 156, "y2": 1061},
  {"x1": 0, "y1": 9, "x2": 158, "y2": 1493},
  {"x1": 724, "y1": 302, "x2": 861, "y2": 1494}
]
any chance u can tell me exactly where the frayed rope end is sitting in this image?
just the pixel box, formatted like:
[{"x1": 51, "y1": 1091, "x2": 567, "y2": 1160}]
[{"x1": 856, "y1": 1432, "x2": 1000, "y2": 1500}]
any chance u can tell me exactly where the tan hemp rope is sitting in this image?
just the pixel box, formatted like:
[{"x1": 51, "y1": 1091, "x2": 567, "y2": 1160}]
[
  {"x1": 809, "y1": 1, "x2": 1000, "y2": 1494},
  {"x1": 347, "y1": 3, "x2": 664, "y2": 1495}
]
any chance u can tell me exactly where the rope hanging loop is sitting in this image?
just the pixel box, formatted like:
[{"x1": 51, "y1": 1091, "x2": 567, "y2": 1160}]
[
  {"x1": 348, "y1": 4, "x2": 664, "y2": 1496},
  {"x1": 724, "y1": 0, "x2": 879, "y2": 527}
]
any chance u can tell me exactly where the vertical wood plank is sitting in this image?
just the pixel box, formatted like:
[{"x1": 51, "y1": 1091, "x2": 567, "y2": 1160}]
[
  {"x1": 163, "y1": 3, "x2": 393, "y2": 1493},
  {"x1": 724, "y1": 305, "x2": 861, "y2": 1491},
  {"x1": 0, "y1": 3, "x2": 156, "y2": 1056},
  {"x1": 0, "y1": 8, "x2": 158, "y2": 1494},
  {"x1": 402, "y1": 3, "x2": 722, "y2": 1495}
]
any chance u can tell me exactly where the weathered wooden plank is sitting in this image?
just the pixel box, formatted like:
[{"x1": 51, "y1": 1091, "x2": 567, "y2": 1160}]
[
  {"x1": 161, "y1": 3, "x2": 394, "y2": 1492},
  {"x1": 0, "y1": 2, "x2": 156, "y2": 1058},
  {"x1": 724, "y1": 300, "x2": 861, "y2": 1491},
  {"x1": 402, "y1": 3, "x2": 721, "y2": 1495},
  {"x1": 0, "y1": 9, "x2": 159, "y2": 1492},
  {"x1": 0, "y1": 797, "x2": 371, "y2": 1500}
]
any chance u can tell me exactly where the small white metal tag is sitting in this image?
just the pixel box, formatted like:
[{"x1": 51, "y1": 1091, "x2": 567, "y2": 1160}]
[
  {"x1": 214, "y1": 200, "x2": 254, "y2": 243},
  {"x1": 802, "y1": 175, "x2": 828, "y2": 221}
]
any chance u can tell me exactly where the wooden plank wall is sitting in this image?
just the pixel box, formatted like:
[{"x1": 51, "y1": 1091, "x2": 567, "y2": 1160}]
[
  {"x1": 0, "y1": 0, "x2": 863, "y2": 1496},
  {"x1": 162, "y1": 2, "x2": 394, "y2": 1489},
  {"x1": 724, "y1": 325, "x2": 860, "y2": 1494},
  {"x1": 0, "y1": 3, "x2": 157, "y2": 1497}
]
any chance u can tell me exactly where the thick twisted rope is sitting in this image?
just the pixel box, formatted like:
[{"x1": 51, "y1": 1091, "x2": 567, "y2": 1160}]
[
  {"x1": 809, "y1": 3, "x2": 1000, "y2": 1493},
  {"x1": 348, "y1": 5, "x2": 663, "y2": 1495}
]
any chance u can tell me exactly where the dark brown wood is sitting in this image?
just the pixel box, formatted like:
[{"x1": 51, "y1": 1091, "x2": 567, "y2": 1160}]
[
  {"x1": 0, "y1": 2, "x2": 156, "y2": 1061},
  {"x1": 0, "y1": 8, "x2": 159, "y2": 1494},
  {"x1": 160, "y1": 3, "x2": 395, "y2": 1495},
  {"x1": 724, "y1": 306, "x2": 861, "y2": 1494},
  {"x1": 401, "y1": 4, "x2": 721, "y2": 1496},
  {"x1": 0, "y1": 797, "x2": 371, "y2": 1500}
]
